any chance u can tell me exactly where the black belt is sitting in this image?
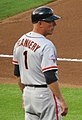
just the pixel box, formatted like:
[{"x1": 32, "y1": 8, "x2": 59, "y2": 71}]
[{"x1": 25, "y1": 84, "x2": 47, "y2": 88}]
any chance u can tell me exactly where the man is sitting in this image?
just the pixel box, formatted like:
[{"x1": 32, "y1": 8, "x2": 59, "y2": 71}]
[{"x1": 12, "y1": 6, "x2": 68, "y2": 120}]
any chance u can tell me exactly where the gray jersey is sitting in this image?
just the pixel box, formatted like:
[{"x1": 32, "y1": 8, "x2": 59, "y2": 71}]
[
  {"x1": 12, "y1": 32, "x2": 62, "y2": 120},
  {"x1": 12, "y1": 32, "x2": 58, "y2": 85}
]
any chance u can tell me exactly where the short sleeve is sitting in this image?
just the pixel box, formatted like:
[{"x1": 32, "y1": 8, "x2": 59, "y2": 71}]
[
  {"x1": 41, "y1": 45, "x2": 58, "y2": 72},
  {"x1": 12, "y1": 43, "x2": 19, "y2": 65},
  {"x1": 12, "y1": 34, "x2": 25, "y2": 65}
]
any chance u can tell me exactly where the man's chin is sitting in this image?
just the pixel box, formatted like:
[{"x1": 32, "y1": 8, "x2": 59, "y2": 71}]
[{"x1": 48, "y1": 31, "x2": 53, "y2": 35}]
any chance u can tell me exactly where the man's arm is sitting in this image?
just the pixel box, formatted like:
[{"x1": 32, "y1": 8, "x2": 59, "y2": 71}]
[
  {"x1": 49, "y1": 81, "x2": 68, "y2": 116},
  {"x1": 14, "y1": 64, "x2": 25, "y2": 93},
  {"x1": 17, "y1": 77, "x2": 25, "y2": 93},
  {"x1": 43, "y1": 70, "x2": 68, "y2": 116}
]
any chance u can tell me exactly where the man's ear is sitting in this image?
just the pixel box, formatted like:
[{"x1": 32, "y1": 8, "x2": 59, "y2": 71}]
[
  {"x1": 38, "y1": 21, "x2": 42, "y2": 25},
  {"x1": 38, "y1": 21, "x2": 43, "y2": 28}
]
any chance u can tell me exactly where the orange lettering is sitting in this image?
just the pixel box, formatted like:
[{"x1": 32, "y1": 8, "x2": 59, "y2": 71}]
[
  {"x1": 34, "y1": 45, "x2": 40, "y2": 52},
  {"x1": 31, "y1": 43, "x2": 37, "y2": 51}
]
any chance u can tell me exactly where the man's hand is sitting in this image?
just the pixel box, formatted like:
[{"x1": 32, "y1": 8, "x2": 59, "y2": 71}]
[
  {"x1": 17, "y1": 77, "x2": 25, "y2": 93},
  {"x1": 60, "y1": 99, "x2": 68, "y2": 116}
]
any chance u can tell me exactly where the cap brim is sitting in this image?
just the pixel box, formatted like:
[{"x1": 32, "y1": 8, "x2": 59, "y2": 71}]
[{"x1": 42, "y1": 15, "x2": 61, "y2": 22}]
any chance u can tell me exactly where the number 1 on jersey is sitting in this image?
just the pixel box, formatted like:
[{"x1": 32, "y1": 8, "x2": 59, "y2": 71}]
[{"x1": 23, "y1": 51, "x2": 28, "y2": 69}]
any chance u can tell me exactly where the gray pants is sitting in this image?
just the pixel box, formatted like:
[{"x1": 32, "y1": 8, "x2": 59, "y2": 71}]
[{"x1": 23, "y1": 86, "x2": 62, "y2": 120}]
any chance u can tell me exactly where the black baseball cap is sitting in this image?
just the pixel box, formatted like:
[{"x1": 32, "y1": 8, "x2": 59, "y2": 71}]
[{"x1": 32, "y1": 6, "x2": 61, "y2": 23}]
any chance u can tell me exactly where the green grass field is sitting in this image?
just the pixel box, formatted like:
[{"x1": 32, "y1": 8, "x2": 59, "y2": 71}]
[
  {"x1": 0, "y1": 84, "x2": 82, "y2": 120},
  {"x1": 61, "y1": 88, "x2": 82, "y2": 120},
  {"x1": 0, "y1": 0, "x2": 54, "y2": 20},
  {"x1": 0, "y1": 84, "x2": 24, "y2": 120}
]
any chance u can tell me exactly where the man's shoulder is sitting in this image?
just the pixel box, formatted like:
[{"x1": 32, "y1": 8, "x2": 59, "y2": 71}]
[{"x1": 44, "y1": 38, "x2": 55, "y2": 48}]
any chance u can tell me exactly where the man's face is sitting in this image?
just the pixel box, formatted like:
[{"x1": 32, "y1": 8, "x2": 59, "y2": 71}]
[{"x1": 41, "y1": 20, "x2": 56, "y2": 36}]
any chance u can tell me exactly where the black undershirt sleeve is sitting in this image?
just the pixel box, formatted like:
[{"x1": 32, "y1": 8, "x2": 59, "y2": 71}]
[
  {"x1": 14, "y1": 64, "x2": 20, "y2": 77},
  {"x1": 43, "y1": 69, "x2": 58, "y2": 85}
]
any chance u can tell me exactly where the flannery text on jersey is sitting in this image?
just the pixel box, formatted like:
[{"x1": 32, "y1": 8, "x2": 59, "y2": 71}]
[{"x1": 17, "y1": 38, "x2": 40, "y2": 52}]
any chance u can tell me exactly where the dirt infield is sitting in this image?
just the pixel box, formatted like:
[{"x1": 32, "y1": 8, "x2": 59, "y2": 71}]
[{"x1": 0, "y1": 0, "x2": 82, "y2": 88}]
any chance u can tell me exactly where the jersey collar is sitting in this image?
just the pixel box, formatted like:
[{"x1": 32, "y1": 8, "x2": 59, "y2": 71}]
[{"x1": 26, "y1": 32, "x2": 45, "y2": 38}]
